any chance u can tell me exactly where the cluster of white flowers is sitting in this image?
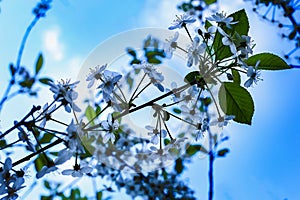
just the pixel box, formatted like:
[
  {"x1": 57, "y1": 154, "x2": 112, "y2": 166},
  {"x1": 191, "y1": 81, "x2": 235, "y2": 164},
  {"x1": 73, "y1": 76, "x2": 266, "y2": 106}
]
[
  {"x1": 49, "y1": 79, "x2": 81, "y2": 113},
  {"x1": 0, "y1": 158, "x2": 25, "y2": 200},
  {"x1": 86, "y1": 64, "x2": 123, "y2": 103},
  {"x1": 166, "y1": 12, "x2": 262, "y2": 88},
  {"x1": 133, "y1": 61, "x2": 165, "y2": 92},
  {"x1": 0, "y1": 9, "x2": 268, "y2": 199}
]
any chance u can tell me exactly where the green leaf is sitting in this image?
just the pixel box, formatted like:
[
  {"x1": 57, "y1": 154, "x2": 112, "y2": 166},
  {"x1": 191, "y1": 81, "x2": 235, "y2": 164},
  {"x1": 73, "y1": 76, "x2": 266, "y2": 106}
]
[
  {"x1": 217, "y1": 148, "x2": 230, "y2": 157},
  {"x1": 245, "y1": 53, "x2": 291, "y2": 70},
  {"x1": 85, "y1": 105, "x2": 97, "y2": 126},
  {"x1": 164, "y1": 138, "x2": 171, "y2": 145},
  {"x1": 70, "y1": 188, "x2": 81, "y2": 199},
  {"x1": 173, "y1": 108, "x2": 181, "y2": 114},
  {"x1": 204, "y1": 20, "x2": 213, "y2": 30},
  {"x1": 79, "y1": 135, "x2": 96, "y2": 159},
  {"x1": 219, "y1": 82, "x2": 254, "y2": 125},
  {"x1": 213, "y1": 9, "x2": 249, "y2": 61},
  {"x1": 126, "y1": 74, "x2": 134, "y2": 90},
  {"x1": 96, "y1": 105, "x2": 101, "y2": 115},
  {"x1": 39, "y1": 77, "x2": 53, "y2": 85},
  {"x1": 41, "y1": 196, "x2": 52, "y2": 200},
  {"x1": 19, "y1": 78, "x2": 35, "y2": 89},
  {"x1": 96, "y1": 191, "x2": 103, "y2": 200},
  {"x1": 231, "y1": 69, "x2": 241, "y2": 84},
  {"x1": 126, "y1": 48, "x2": 136, "y2": 57},
  {"x1": 0, "y1": 140, "x2": 7, "y2": 148},
  {"x1": 184, "y1": 71, "x2": 200, "y2": 84},
  {"x1": 163, "y1": 111, "x2": 170, "y2": 121},
  {"x1": 228, "y1": 9, "x2": 249, "y2": 36},
  {"x1": 175, "y1": 158, "x2": 184, "y2": 174},
  {"x1": 204, "y1": 0, "x2": 217, "y2": 5},
  {"x1": 186, "y1": 145, "x2": 208, "y2": 156},
  {"x1": 39, "y1": 133, "x2": 54, "y2": 144},
  {"x1": 34, "y1": 154, "x2": 49, "y2": 172},
  {"x1": 35, "y1": 53, "x2": 43, "y2": 75},
  {"x1": 44, "y1": 180, "x2": 51, "y2": 190}
]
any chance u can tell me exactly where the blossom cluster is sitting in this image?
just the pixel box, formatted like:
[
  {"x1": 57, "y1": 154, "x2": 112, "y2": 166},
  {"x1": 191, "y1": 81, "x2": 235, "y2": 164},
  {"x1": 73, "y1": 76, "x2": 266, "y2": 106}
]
[{"x1": 0, "y1": 9, "x2": 272, "y2": 200}]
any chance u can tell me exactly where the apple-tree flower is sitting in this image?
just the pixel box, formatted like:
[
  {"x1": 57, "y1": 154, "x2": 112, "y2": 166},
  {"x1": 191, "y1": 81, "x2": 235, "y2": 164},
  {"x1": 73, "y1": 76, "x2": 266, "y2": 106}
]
[
  {"x1": 100, "y1": 114, "x2": 119, "y2": 143},
  {"x1": 163, "y1": 31, "x2": 179, "y2": 59},
  {"x1": 49, "y1": 79, "x2": 81, "y2": 113},
  {"x1": 187, "y1": 36, "x2": 206, "y2": 67},
  {"x1": 146, "y1": 125, "x2": 167, "y2": 145},
  {"x1": 244, "y1": 60, "x2": 262, "y2": 88},
  {"x1": 168, "y1": 14, "x2": 196, "y2": 30},
  {"x1": 61, "y1": 163, "x2": 93, "y2": 178},
  {"x1": 86, "y1": 64, "x2": 107, "y2": 88},
  {"x1": 39, "y1": 103, "x2": 56, "y2": 128},
  {"x1": 206, "y1": 12, "x2": 238, "y2": 29},
  {"x1": 97, "y1": 70, "x2": 122, "y2": 102},
  {"x1": 133, "y1": 61, "x2": 165, "y2": 92}
]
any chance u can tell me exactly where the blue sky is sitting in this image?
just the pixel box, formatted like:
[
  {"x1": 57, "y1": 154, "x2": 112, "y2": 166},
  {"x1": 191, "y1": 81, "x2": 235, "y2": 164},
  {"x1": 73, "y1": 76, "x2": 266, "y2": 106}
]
[{"x1": 0, "y1": 0, "x2": 299, "y2": 199}]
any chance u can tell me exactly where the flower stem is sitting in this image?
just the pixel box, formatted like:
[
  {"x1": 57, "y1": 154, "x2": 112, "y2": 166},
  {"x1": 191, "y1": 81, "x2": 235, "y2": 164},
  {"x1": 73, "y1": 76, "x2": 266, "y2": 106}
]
[
  {"x1": 12, "y1": 138, "x2": 63, "y2": 167},
  {"x1": 130, "y1": 73, "x2": 146, "y2": 102},
  {"x1": 208, "y1": 129, "x2": 214, "y2": 200},
  {"x1": 0, "y1": 105, "x2": 41, "y2": 139},
  {"x1": 183, "y1": 24, "x2": 193, "y2": 42}
]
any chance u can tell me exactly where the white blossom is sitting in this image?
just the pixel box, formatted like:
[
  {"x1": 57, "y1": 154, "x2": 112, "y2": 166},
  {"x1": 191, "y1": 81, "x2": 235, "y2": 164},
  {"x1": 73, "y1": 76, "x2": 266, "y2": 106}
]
[
  {"x1": 133, "y1": 61, "x2": 164, "y2": 92},
  {"x1": 163, "y1": 32, "x2": 179, "y2": 59},
  {"x1": 97, "y1": 70, "x2": 122, "y2": 102},
  {"x1": 187, "y1": 36, "x2": 206, "y2": 67},
  {"x1": 207, "y1": 12, "x2": 238, "y2": 28},
  {"x1": 49, "y1": 79, "x2": 81, "y2": 113},
  {"x1": 36, "y1": 165, "x2": 57, "y2": 179},
  {"x1": 146, "y1": 125, "x2": 167, "y2": 145},
  {"x1": 86, "y1": 64, "x2": 107, "y2": 88},
  {"x1": 39, "y1": 103, "x2": 56, "y2": 128},
  {"x1": 168, "y1": 14, "x2": 196, "y2": 30},
  {"x1": 62, "y1": 164, "x2": 93, "y2": 178},
  {"x1": 101, "y1": 114, "x2": 119, "y2": 143},
  {"x1": 244, "y1": 60, "x2": 262, "y2": 88}
]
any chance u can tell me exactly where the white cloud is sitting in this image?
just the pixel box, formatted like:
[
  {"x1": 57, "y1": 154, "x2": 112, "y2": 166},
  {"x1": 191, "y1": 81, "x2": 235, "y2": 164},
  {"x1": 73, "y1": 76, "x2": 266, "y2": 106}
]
[
  {"x1": 43, "y1": 27, "x2": 64, "y2": 61},
  {"x1": 139, "y1": 0, "x2": 183, "y2": 27}
]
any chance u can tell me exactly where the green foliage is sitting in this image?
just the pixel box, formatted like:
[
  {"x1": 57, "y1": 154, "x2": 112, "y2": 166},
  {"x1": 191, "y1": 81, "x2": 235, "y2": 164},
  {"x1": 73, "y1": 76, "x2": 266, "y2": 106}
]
[
  {"x1": 85, "y1": 105, "x2": 97, "y2": 126},
  {"x1": 0, "y1": 140, "x2": 7, "y2": 148},
  {"x1": 184, "y1": 71, "x2": 200, "y2": 84},
  {"x1": 213, "y1": 9, "x2": 249, "y2": 61},
  {"x1": 143, "y1": 36, "x2": 166, "y2": 64},
  {"x1": 186, "y1": 145, "x2": 208, "y2": 157},
  {"x1": 79, "y1": 135, "x2": 96, "y2": 159},
  {"x1": 175, "y1": 158, "x2": 184, "y2": 174},
  {"x1": 219, "y1": 82, "x2": 254, "y2": 125},
  {"x1": 217, "y1": 148, "x2": 230, "y2": 157},
  {"x1": 245, "y1": 53, "x2": 291, "y2": 70},
  {"x1": 231, "y1": 69, "x2": 241, "y2": 85},
  {"x1": 96, "y1": 191, "x2": 103, "y2": 200},
  {"x1": 39, "y1": 77, "x2": 53, "y2": 85},
  {"x1": 39, "y1": 133, "x2": 54, "y2": 144},
  {"x1": 163, "y1": 110, "x2": 170, "y2": 121},
  {"x1": 204, "y1": 0, "x2": 217, "y2": 5},
  {"x1": 204, "y1": 20, "x2": 213, "y2": 30},
  {"x1": 125, "y1": 73, "x2": 134, "y2": 90},
  {"x1": 173, "y1": 108, "x2": 181, "y2": 114},
  {"x1": 164, "y1": 138, "x2": 171, "y2": 145},
  {"x1": 19, "y1": 78, "x2": 35, "y2": 89},
  {"x1": 44, "y1": 180, "x2": 51, "y2": 190},
  {"x1": 35, "y1": 53, "x2": 44, "y2": 75},
  {"x1": 34, "y1": 154, "x2": 50, "y2": 172}
]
